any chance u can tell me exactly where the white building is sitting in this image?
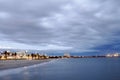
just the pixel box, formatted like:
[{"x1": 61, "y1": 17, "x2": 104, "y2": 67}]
[
  {"x1": 16, "y1": 51, "x2": 27, "y2": 59},
  {"x1": 106, "y1": 53, "x2": 119, "y2": 57}
]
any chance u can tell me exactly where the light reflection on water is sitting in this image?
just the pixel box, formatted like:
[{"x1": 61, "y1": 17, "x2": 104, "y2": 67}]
[
  {"x1": 0, "y1": 58, "x2": 120, "y2": 80},
  {"x1": 0, "y1": 60, "x2": 56, "y2": 77}
]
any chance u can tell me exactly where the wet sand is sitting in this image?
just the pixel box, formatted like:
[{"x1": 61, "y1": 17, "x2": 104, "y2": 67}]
[{"x1": 0, "y1": 59, "x2": 50, "y2": 70}]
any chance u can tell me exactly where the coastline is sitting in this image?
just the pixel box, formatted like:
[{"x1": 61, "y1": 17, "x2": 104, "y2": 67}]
[{"x1": 0, "y1": 59, "x2": 51, "y2": 71}]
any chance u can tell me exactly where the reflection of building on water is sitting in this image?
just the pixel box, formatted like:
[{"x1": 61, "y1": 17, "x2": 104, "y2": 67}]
[{"x1": 106, "y1": 53, "x2": 120, "y2": 57}]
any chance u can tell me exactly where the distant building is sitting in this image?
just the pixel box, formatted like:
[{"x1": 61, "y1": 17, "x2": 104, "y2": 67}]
[
  {"x1": 113, "y1": 53, "x2": 119, "y2": 57},
  {"x1": 106, "y1": 53, "x2": 119, "y2": 57},
  {"x1": 63, "y1": 53, "x2": 70, "y2": 58},
  {"x1": 16, "y1": 51, "x2": 27, "y2": 59},
  {"x1": 106, "y1": 54, "x2": 112, "y2": 57}
]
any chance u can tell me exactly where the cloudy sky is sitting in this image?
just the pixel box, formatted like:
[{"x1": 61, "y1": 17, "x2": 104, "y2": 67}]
[{"x1": 0, "y1": 0, "x2": 120, "y2": 54}]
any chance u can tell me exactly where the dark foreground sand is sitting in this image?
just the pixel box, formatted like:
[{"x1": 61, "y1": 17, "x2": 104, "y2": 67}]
[{"x1": 0, "y1": 59, "x2": 50, "y2": 70}]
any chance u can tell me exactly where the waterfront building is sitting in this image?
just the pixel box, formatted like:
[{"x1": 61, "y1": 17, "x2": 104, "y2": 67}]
[
  {"x1": 16, "y1": 51, "x2": 27, "y2": 59},
  {"x1": 63, "y1": 53, "x2": 70, "y2": 58},
  {"x1": 106, "y1": 53, "x2": 120, "y2": 57},
  {"x1": 113, "y1": 53, "x2": 119, "y2": 57}
]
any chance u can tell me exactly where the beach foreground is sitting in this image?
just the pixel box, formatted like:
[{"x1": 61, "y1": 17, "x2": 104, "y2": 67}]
[
  {"x1": 0, "y1": 58, "x2": 120, "y2": 80},
  {"x1": 0, "y1": 59, "x2": 50, "y2": 70}
]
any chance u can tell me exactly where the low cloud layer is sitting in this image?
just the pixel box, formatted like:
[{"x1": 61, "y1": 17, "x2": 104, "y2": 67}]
[{"x1": 0, "y1": 0, "x2": 120, "y2": 53}]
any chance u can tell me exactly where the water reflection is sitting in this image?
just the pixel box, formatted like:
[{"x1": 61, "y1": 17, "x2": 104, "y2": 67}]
[{"x1": 0, "y1": 59, "x2": 120, "y2": 80}]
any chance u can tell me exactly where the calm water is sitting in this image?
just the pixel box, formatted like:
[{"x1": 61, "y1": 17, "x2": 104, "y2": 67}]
[{"x1": 0, "y1": 58, "x2": 120, "y2": 80}]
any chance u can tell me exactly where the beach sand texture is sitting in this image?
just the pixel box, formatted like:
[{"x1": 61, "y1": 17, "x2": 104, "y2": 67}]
[{"x1": 0, "y1": 60, "x2": 50, "y2": 70}]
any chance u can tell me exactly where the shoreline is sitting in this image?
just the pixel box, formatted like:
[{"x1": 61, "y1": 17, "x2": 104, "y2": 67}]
[
  {"x1": 0, "y1": 57, "x2": 119, "y2": 71},
  {"x1": 0, "y1": 59, "x2": 51, "y2": 71}
]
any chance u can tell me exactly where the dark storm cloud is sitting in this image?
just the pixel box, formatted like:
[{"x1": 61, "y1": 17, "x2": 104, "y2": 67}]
[{"x1": 0, "y1": 0, "x2": 120, "y2": 52}]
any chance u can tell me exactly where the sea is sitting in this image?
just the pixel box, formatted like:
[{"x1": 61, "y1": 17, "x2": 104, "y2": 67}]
[{"x1": 0, "y1": 58, "x2": 120, "y2": 80}]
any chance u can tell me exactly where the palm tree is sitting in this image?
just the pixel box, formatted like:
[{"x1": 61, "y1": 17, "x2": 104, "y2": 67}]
[
  {"x1": 43, "y1": 54, "x2": 47, "y2": 59},
  {"x1": 27, "y1": 54, "x2": 30, "y2": 60},
  {"x1": 31, "y1": 53, "x2": 34, "y2": 60},
  {"x1": 11, "y1": 52, "x2": 17, "y2": 59},
  {"x1": 3, "y1": 51, "x2": 8, "y2": 60},
  {"x1": 14, "y1": 52, "x2": 17, "y2": 59},
  {"x1": 11, "y1": 53, "x2": 14, "y2": 59},
  {"x1": 34, "y1": 54, "x2": 38, "y2": 59},
  {"x1": 0, "y1": 55, "x2": 2, "y2": 60}
]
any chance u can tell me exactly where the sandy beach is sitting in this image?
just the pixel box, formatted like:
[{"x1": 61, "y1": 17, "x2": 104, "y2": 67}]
[{"x1": 0, "y1": 59, "x2": 50, "y2": 70}]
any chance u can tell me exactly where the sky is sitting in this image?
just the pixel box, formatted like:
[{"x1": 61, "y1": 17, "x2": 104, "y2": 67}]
[{"x1": 0, "y1": 0, "x2": 120, "y2": 54}]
